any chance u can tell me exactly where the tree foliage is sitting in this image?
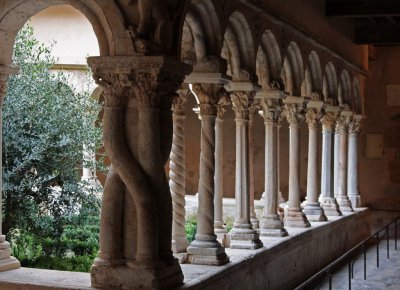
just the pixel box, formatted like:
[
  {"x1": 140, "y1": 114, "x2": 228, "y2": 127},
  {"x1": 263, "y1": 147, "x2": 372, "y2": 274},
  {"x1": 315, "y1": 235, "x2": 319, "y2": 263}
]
[{"x1": 2, "y1": 24, "x2": 103, "y2": 243}]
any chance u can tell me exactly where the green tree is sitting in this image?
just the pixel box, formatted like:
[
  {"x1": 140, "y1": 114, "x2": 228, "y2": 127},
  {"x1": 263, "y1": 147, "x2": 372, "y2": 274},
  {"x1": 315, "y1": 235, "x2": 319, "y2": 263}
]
[{"x1": 2, "y1": 24, "x2": 103, "y2": 245}]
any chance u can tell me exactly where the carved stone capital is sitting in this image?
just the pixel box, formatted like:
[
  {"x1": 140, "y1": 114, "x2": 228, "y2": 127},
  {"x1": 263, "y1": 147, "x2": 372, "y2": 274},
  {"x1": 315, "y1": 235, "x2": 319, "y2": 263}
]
[
  {"x1": 335, "y1": 116, "x2": 350, "y2": 134},
  {"x1": 348, "y1": 117, "x2": 361, "y2": 135},
  {"x1": 283, "y1": 103, "x2": 305, "y2": 127},
  {"x1": 191, "y1": 83, "x2": 224, "y2": 116},
  {"x1": 259, "y1": 98, "x2": 282, "y2": 123},
  {"x1": 217, "y1": 93, "x2": 231, "y2": 118},
  {"x1": 231, "y1": 91, "x2": 255, "y2": 120},
  {"x1": 249, "y1": 100, "x2": 261, "y2": 125},
  {"x1": 88, "y1": 56, "x2": 192, "y2": 108},
  {"x1": 172, "y1": 86, "x2": 190, "y2": 115},
  {"x1": 320, "y1": 112, "x2": 338, "y2": 132},
  {"x1": 305, "y1": 108, "x2": 322, "y2": 129}
]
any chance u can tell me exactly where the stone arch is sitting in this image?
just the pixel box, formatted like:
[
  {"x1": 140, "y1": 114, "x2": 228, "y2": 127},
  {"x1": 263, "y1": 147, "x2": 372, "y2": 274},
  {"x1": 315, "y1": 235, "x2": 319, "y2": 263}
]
[
  {"x1": 303, "y1": 66, "x2": 313, "y2": 96},
  {"x1": 308, "y1": 51, "x2": 323, "y2": 96},
  {"x1": 324, "y1": 61, "x2": 338, "y2": 103},
  {"x1": 256, "y1": 30, "x2": 283, "y2": 89},
  {"x1": 340, "y1": 69, "x2": 352, "y2": 107},
  {"x1": 283, "y1": 41, "x2": 304, "y2": 96},
  {"x1": 0, "y1": 0, "x2": 133, "y2": 65},
  {"x1": 222, "y1": 10, "x2": 256, "y2": 81},
  {"x1": 182, "y1": 0, "x2": 223, "y2": 67}
]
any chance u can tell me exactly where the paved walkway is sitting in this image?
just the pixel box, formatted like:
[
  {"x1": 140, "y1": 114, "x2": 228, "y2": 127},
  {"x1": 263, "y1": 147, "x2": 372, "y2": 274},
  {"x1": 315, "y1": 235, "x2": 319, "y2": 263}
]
[{"x1": 317, "y1": 212, "x2": 400, "y2": 290}]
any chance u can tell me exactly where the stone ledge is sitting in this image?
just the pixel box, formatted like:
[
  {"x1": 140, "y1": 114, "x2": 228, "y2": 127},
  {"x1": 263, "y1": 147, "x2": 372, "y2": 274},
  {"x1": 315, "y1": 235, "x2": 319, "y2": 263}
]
[{"x1": 0, "y1": 209, "x2": 370, "y2": 290}]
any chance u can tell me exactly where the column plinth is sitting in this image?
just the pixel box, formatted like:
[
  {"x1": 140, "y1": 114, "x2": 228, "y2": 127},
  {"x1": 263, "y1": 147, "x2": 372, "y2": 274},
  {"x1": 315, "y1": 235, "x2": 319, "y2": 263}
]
[
  {"x1": 186, "y1": 83, "x2": 228, "y2": 265},
  {"x1": 319, "y1": 111, "x2": 342, "y2": 216},
  {"x1": 0, "y1": 66, "x2": 21, "y2": 272},
  {"x1": 303, "y1": 106, "x2": 327, "y2": 222},
  {"x1": 283, "y1": 100, "x2": 310, "y2": 228},
  {"x1": 336, "y1": 114, "x2": 353, "y2": 212},
  {"x1": 258, "y1": 93, "x2": 287, "y2": 237},
  {"x1": 229, "y1": 91, "x2": 262, "y2": 249}
]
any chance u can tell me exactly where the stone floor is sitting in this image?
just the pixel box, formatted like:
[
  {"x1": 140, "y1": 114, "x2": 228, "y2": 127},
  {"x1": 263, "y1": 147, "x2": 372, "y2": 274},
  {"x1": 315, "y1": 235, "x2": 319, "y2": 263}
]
[{"x1": 316, "y1": 210, "x2": 400, "y2": 290}]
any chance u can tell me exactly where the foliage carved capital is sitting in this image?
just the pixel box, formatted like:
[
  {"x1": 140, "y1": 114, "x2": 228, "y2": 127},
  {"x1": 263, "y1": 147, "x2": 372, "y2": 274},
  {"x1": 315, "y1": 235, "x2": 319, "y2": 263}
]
[
  {"x1": 191, "y1": 83, "x2": 224, "y2": 116},
  {"x1": 320, "y1": 112, "x2": 338, "y2": 132},
  {"x1": 348, "y1": 118, "x2": 361, "y2": 135},
  {"x1": 284, "y1": 103, "x2": 305, "y2": 127},
  {"x1": 230, "y1": 91, "x2": 255, "y2": 120},
  {"x1": 305, "y1": 108, "x2": 322, "y2": 129},
  {"x1": 259, "y1": 98, "x2": 282, "y2": 123}
]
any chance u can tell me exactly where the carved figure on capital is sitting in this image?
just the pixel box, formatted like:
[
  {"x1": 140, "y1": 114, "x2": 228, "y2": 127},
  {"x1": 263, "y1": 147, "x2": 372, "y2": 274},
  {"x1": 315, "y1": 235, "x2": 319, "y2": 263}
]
[
  {"x1": 320, "y1": 112, "x2": 338, "y2": 132},
  {"x1": 217, "y1": 93, "x2": 231, "y2": 118},
  {"x1": 335, "y1": 116, "x2": 350, "y2": 134},
  {"x1": 348, "y1": 118, "x2": 361, "y2": 135},
  {"x1": 191, "y1": 83, "x2": 225, "y2": 116},
  {"x1": 284, "y1": 103, "x2": 305, "y2": 126},
  {"x1": 260, "y1": 98, "x2": 282, "y2": 123},
  {"x1": 305, "y1": 108, "x2": 322, "y2": 129},
  {"x1": 230, "y1": 91, "x2": 255, "y2": 120},
  {"x1": 172, "y1": 85, "x2": 190, "y2": 115}
]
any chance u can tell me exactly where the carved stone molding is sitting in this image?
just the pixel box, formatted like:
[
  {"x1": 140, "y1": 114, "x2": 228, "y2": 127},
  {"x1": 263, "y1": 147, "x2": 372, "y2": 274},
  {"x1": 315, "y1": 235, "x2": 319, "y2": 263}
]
[
  {"x1": 231, "y1": 91, "x2": 255, "y2": 119},
  {"x1": 191, "y1": 83, "x2": 224, "y2": 116},
  {"x1": 321, "y1": 112, "x2": 338, "y2": 132},
  {"x1": 284, "y1": 103, "x2": 305, "y2": 126},
  {"x1": 348, "y1": 117, "x2": 361, "y2": 135},
  {"x1": 305, "y1": 108, "x2": 322, "y2": 129}
]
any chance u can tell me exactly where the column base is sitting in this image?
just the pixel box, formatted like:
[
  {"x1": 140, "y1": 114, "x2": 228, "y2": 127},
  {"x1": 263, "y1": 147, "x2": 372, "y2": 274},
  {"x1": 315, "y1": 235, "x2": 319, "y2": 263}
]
[
  {"x1": 186, "y1": 238, "x2": 229, "y2": 266},
  {"x1": 0, "y1": 237, "x2": 21, "y2": 272},
  {"x1": 284, "y1": 209, "x2": 311, "y2": 228},
  {"x1": 303, "y1": 202, "x2": 328, "y2": 222},
  {"x1": 336, "y1": 196, "x2": 354, "y2": 212},
  {"x1": 172, "y1": 237, "x2": 190, "y2": 254},
  {"x1": 259, "y1": 214, "x2": 288, "y2": 237},
  {"x1": 349, "y1": 194, "x2": 362, "y2": 208},
  {"x1": 230, "y1": 226, "x2": 263, "y2": 249},
  {"x1": 91, "y1": 258, "x2": 183, "y2": 290},
  {"x1": 320, "y1": 196, "x2": 342, "y2": 216},
  {"x1": 250, "y1": 217, "x2": 259, "y2": 229}
]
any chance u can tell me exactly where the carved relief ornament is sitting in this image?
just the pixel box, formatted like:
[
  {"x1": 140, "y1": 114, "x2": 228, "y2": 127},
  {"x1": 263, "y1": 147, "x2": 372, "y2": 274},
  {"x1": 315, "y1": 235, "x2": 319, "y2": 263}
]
[
  {"x1": 335, "y1": 116, "x2": 350, "y2": 134},
  {"x1": 191, "y1": 83, "x2": 224, "y2": 116},
  {"x1": 217, "y1": 93, "x2": 231, "y2": 118},
  {"x1": 260, "y1": 98, "x2": 282, "y2": 123}
]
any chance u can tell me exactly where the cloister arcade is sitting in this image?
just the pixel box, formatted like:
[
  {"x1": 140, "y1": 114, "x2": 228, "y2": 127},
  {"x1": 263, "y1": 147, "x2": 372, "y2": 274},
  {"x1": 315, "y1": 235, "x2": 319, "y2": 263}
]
[{"x1": 0, "y1": 1, "x2": 369, "y2": 289}]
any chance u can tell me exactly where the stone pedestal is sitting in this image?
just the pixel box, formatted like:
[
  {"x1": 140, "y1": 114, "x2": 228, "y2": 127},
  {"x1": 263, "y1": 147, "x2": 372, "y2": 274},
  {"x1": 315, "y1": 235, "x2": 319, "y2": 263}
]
[
  {"x1": 303, "y1": 103, "x2": 327, "y2": 222},
  {"x1": 319, "y1": 109, "x2": 342, "y2": 216},
  {"x1": 283, "y1": 98, "x2": 310, "y2": 228},
  {"x1": 186, "y1": 81, "x2": 229, "y2": 265},
  {"x1": 0, "y1": 66, "x2": 21, "y2": 272},
  {"x1": 228, "y1": 87, "x2": 262, "y2": 249},
  {"x1": 348, "y1": 115, "x2": 362, "y2": 208}
]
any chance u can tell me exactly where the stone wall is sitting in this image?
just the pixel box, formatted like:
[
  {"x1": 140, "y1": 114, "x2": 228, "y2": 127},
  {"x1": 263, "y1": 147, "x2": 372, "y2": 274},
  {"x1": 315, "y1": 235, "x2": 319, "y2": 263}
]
[{"x1": 359, "y1": 47, "x2": 400, "y2": 210}]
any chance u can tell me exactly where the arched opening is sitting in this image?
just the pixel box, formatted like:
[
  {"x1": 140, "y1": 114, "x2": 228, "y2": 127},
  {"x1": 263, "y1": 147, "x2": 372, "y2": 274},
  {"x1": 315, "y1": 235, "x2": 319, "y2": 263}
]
[
  {"x1": 2, "y1": 3, "x2": 109, "y2": 273},
  {"x1": 324, "y1": 62, "x2": 338, "y2": 104}
]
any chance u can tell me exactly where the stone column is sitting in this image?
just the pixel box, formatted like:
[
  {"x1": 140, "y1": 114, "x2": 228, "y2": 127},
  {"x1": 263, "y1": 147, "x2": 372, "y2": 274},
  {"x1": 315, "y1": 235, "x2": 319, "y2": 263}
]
[
  {"x1": 186, "y1": 82, "x2": 229, "y2": 265},
  {"x1": 170, "y1": 88, "x2": 189, "y2": 254},
  {"x1": 348, "y1": 115, "x2": 362, "y2": 208},
  {"x1": 258, "y1": 92, "x2": 288, "y2": 236},
  {"x1": 335, "y1": 112, "x2": 353, "y2": 212},
  {"x1": 319, "y1": 109, "x2": 342, "y2": 216},
  {"x1": 303, "y1": 102, "x2": 327, "y2": 222},
  {"x1": 88, "y1": 56, "x2": 191, "y2": 289},
  {"x1": 249, "y1": 101, "x2": 260, "y2": 229},
  {"x1": 283, "y1": 97, "x2": 311, "y2": 228},
  {"x1": 0, "y1": 65, "x2": 21, "y2": 272},
  {"x1": 229, "y1": 90, "x2": 262, "y2": 249},
  {"x1": 214, "y1": 95, "x2": 231, "y2": 236},
  {"x1": 333, "y1": 129, "x2": 340, "y2": 198}
]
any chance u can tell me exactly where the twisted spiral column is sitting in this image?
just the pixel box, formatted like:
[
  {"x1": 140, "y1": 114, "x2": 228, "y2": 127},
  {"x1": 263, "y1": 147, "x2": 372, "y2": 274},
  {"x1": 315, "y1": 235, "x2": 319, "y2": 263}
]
[{"x1": 170, "y1": 113, "x2": 189, "y2": 253}]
